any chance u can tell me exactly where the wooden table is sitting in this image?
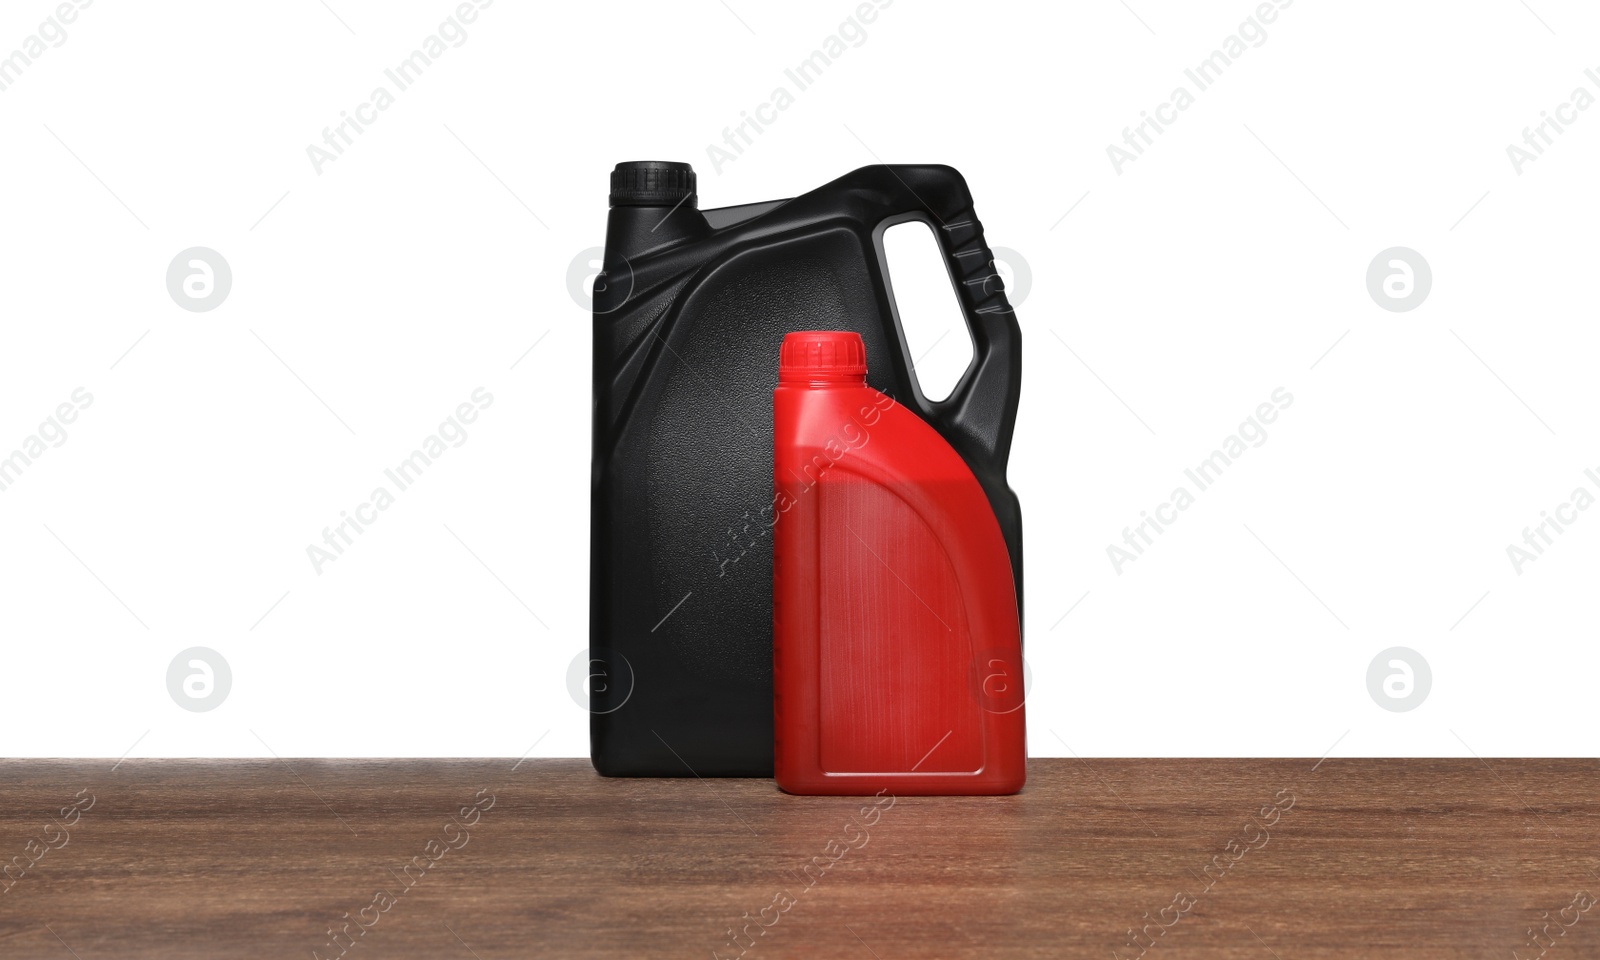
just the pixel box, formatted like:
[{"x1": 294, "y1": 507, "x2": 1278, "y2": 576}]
[{"x1": 1, "y1": 759, "x2": 1595, "y2": 958}]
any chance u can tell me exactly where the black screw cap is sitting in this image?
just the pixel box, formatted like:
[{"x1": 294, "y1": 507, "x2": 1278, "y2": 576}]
[{"x1": 609, "y1": 161, "x2": 697, "y2": 208}]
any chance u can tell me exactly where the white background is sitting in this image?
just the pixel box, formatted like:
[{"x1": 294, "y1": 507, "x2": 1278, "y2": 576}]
[{"x1": 1, "y1": 0, "x2": 1596, "y2": 759}]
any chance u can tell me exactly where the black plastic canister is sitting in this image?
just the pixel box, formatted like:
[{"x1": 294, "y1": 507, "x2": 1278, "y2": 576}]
[{"x1": 591, "y1": 161, "x2": 1022, "y2": 776}]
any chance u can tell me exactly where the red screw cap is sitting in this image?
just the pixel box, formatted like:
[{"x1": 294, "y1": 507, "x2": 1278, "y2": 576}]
[{"x1": 779, "y1": 331, "x2": 868, "y2": 383}]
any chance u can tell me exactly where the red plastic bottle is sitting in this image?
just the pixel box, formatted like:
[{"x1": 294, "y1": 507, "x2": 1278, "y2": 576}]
[{"x1": 773, "y1": 331, "x2": 1026, "y2": 796}]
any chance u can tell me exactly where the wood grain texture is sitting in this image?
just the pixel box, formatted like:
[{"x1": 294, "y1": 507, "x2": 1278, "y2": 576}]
[{"x1": 1, "y1": 759, "x2": 1597, "y2": 959}]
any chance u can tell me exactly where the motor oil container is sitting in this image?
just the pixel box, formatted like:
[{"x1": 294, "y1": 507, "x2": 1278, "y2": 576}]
[
  {"x1": 772, "y1": 331, "x2": 1025, "y2": 795},
  {"x1": 591, "y1": 161, "x2": 1022, "y2": 777}
]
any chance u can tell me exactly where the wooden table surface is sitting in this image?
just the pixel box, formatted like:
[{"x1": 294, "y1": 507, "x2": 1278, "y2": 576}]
[{"x1": 1, "y1": 758, "x2": 1596, "y2": 959}]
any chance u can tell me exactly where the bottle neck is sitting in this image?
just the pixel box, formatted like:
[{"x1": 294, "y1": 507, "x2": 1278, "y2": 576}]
[
  {"x1": 603, "y1": 204, "x2": 708, "y2": 262},
  {"x1": 778, "y1": 372, "x2": 867, "y2": 387}
]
